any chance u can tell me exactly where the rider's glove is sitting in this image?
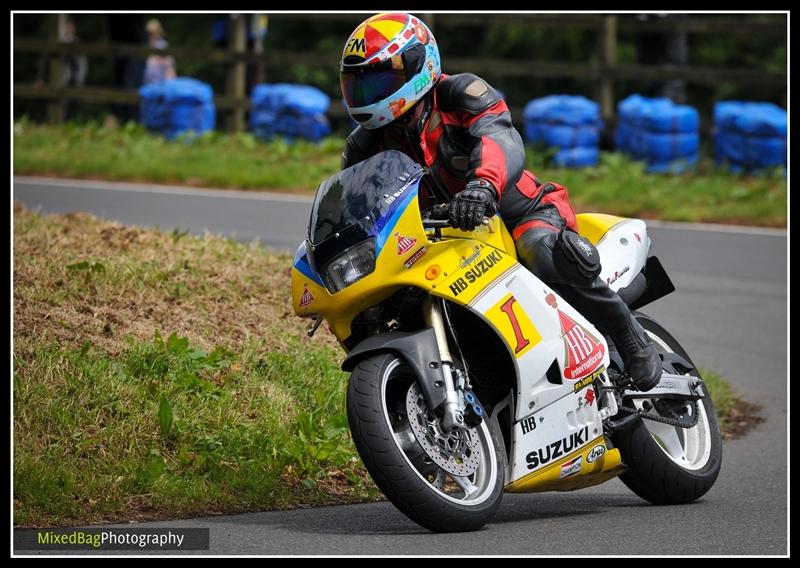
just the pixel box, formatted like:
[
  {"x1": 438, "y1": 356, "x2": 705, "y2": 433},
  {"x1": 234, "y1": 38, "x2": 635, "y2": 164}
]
[{"x1": 449, "y1": 179, "x2": 499, "y2": 231}]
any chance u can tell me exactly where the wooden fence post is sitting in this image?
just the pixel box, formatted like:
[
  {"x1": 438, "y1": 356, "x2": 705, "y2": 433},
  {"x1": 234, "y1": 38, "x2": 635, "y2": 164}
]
[
  {"x1": 225, "y1": 14, "x2": 247, "y2": 132},
  {"x1": 598, "y1": 14, "x2": 617, "y2": 124},
  {"x1": 46, "y1": 13, "x2": 67, "y2": 124}
]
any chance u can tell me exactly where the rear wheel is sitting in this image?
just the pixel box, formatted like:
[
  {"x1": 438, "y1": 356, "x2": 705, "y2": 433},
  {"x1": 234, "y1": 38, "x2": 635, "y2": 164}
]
[
  {"x1": 347, "y1": 353, "x2": 505, "y2": 532},
  {"x1": 613, "y1": 313, "x2": 722, "y2": 504}
]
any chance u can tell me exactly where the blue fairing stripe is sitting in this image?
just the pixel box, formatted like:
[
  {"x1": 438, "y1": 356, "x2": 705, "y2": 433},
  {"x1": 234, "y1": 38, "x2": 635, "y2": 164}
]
[
  {"x1": 294, "y1": 254, "x2": 324, "y2": 286},
  {"x1": 374, "y1": 187, "x2": 418, "y2": 257}
]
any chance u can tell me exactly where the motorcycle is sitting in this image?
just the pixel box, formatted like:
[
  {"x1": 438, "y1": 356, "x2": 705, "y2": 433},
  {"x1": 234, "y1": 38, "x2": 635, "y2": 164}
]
[{"x1": 291, "y1": 149, "x2": 722, "y2": 532}]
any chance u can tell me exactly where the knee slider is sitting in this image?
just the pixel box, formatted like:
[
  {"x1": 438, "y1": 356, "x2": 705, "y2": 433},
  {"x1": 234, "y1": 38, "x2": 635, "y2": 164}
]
[{"x1": 553, "y1": 230, "x2": 601, "y2": 284}]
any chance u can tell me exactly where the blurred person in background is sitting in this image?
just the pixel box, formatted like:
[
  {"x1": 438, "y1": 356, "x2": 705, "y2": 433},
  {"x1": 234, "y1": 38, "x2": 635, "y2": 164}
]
[
  {"x1": 143, "y1": 18, "x2": 177, "y2": 85},
  {"x1": 339, "y1": 12, "x2": 663, "y2": 392},
  {"x1": 35, "y1": 16, "x2": 88, "y2": 121}
]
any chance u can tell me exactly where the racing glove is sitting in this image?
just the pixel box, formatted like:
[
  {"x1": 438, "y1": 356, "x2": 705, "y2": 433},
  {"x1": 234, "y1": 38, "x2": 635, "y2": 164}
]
[{"x1": 449, "y1": 179, "x2": 499, "y2": 231}]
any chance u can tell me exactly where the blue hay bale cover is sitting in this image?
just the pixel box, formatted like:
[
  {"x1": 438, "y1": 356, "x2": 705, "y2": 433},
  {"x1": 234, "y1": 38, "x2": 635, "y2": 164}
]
[
  {"x1": 617, "y1": 124, "x2": 699, "y2": 161},
  {"x1": 523, "y1": 95, "x2": 602, "y2": 127},
  {"x1": 714, "y1": 101, "x2": 787, "y2": 168},
  {"x1": 714, "y1": 101, "x2": 787, "y2": 137},
  {"x1": 617, "y1": 94, "x2": 698, "y2": 133},
  {"x1": 250, "y1": 83, "x2": 331, "y2": 142},
  {"x1": 523, "y1": 95, "x2": 602, "y2": 169},
  {"x1": 714, "y1": 129, "x2": 787, "y2": 168},
  {"x1": 615, "y1": 94, "x2": 699, "y2": 168},
  {"x1": 139, "y1": 77, "x2": 215, "y2": 138}
]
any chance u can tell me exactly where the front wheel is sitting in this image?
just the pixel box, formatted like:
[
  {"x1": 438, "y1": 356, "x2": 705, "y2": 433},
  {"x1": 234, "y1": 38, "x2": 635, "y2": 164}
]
[
  {"x1": 613, "y1": 313, "x2": 722, "y2": 504},
  {"x1": 347, "y1": 353, "x2": 505, "y2": 532}
]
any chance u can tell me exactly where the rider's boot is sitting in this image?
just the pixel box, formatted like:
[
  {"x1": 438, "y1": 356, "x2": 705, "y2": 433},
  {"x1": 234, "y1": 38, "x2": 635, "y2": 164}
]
[{"x1": 605, "y1": 312, "x2": 662, "y2": 391}]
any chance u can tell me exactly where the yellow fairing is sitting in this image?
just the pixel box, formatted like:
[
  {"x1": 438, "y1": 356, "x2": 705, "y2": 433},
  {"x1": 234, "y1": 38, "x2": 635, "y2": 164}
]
[
  {"x1": 505, "y1": 438, "x2": 625, "y2": 493},
  {"x1": 291, "y1": 197, "x2": 519, "y2": 343},
  {"x1": 575, "y1": 213, "x2": 628, "y2": 245}
]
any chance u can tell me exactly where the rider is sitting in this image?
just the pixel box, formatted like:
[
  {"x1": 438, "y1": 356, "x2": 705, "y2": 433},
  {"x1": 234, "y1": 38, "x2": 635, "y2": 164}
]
[{"x1": 339, "y1": 12, "x2": 661, "y2": 392}]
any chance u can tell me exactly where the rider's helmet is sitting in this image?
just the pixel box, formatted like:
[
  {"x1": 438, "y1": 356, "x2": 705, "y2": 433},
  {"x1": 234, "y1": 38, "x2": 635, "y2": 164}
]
[{"x1": 340, "y1": 12, "x2": 441, "y2": 130}]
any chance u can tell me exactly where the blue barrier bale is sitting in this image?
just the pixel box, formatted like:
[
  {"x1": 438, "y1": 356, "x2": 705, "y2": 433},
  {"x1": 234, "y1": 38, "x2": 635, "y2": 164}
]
[
  {"x1": 714, "y1": 101, "x2": 787, "y2": 172},
  {"x1": 618, "y1": 94, "x2": 698, "y2": 133},
  {"x1": 139, "y1": 77, "x2": 215, "y2": 139},
  {"x1": 523, "y1": 95, "x2": 603, "y2": 167},
  {"x1": 615, "y1": 94, "x2": 699, "y2": 173},
  {"x1": 250, "y1": 83, "x2": 331, "y2": 142}
]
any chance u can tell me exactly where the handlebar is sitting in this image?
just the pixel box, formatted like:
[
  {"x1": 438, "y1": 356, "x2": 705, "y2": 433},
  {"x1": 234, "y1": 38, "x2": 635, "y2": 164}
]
[
  {"x1": 422, "y1": 203, "x2": 452, "y2": 229},
  {"x1": 421, "y1": 203, "x2": 492, "y2": 231}
]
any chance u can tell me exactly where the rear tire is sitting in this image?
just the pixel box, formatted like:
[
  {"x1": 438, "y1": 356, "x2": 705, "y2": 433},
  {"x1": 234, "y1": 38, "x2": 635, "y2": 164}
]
[
  {"x1": 347, "y1": 353, "x2": 505, "y2": 532},
  {"x1": 613, "y1": 313, "x2": 722, "y2": 504}
]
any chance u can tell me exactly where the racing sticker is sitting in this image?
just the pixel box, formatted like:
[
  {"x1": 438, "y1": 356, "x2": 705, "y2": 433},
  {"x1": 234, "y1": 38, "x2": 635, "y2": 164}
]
[
  {"x1": 572, "y1": 366, "x2": 605, "y2": 392},
  {"x1": 606, "y1": 265, "x2": 630, "y2": 286},
  {"x1": 546, "y1": 293, "x2": 605, "y2": 381},
  {"x1": 404, "y1": 247, "x2": 427, "y2": 269},
  {"x1": 485, "y1": 293, "x2": 541, "y2": 358},
  {"x1": 388, "y1": 98, "x2": 407, "y2": 119},
  {"x1": 395, "y1": 232, "x2": 417, "y2": 255},
  {"x1": 526, "y1": 426, "x2": 589, "y2": 470},
  {"x1": 586, "y1": 444, "x2": 606, "y2": 464},
  {"x1": 344, "y1": 13, "x2": 410, "y2": 61},
  {"x1": 299, "y1": 283, "x2": 314, "y2": 308},
  {"x1": 559, "y1": 455, "x2": 582, "y2": 478}
]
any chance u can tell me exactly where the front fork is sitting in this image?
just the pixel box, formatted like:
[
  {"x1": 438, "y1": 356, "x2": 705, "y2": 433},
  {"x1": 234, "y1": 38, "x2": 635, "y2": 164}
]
[{"x1": 423, "y1": 296, "x2": 483, "y2": 431}]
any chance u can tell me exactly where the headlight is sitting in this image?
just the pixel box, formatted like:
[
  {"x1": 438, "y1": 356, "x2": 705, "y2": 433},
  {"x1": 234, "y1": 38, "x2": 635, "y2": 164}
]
[{"x1": 321, "y1": 238, "x2": 376, "y2": 293}]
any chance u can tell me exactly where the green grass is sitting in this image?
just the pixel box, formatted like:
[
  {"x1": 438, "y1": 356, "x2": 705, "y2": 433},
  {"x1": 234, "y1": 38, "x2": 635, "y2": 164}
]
[
  {"x1": 698, "y1": 367, "x2": 762, "y2": 437},
  {"x1": 12, "y1": 119, "x2": 343, "y2": 193},
  {"x1": 14, "y1": 333, "x2": 376, "y2": 528},
  {"x1": 13, "y1": 205, "x2": 379, "y2": 528},
  {"x1": 13, "y1": 120, "x2": 786, "y2": 226},
  {"x1": 525, "y1": 147, "x2": 786, "y2": 227},
  {"x1": 13, "y1": 205, "x2": 756, "y2": 527}
]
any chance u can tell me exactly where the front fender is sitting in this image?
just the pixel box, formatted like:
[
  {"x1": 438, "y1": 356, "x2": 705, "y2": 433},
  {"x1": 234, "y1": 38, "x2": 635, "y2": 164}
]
[{"x1": 341, "y1": 328, "x2": 448, "y2": 411}]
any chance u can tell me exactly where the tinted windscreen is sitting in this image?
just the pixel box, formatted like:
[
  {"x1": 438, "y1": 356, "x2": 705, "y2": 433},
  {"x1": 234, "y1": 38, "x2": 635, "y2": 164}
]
[{"x1": 308, "y1": 150, "x2": 423, "y2": 246}]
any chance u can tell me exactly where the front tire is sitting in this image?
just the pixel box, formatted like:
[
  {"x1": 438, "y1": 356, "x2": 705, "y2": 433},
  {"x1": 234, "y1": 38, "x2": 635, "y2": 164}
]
[
  {"x1": 347, "y1": 353, "x2": 505, "y2": 532},
  {"x1": 613, "y1": 313, "x2": 722, "y2": 504}
]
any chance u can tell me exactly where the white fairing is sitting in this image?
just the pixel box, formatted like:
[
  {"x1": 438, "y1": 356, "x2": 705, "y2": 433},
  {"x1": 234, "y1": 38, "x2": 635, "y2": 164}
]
[
  {"x1": 469, "y1": 265, "x2": 611, "y2": 484},
  {"x1": 594, "y1": 219, "x2": 650, "y2": 292}
]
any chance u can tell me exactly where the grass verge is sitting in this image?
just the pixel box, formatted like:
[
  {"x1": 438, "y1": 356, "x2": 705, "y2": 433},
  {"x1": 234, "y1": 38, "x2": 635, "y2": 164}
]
[
  {"x1": 699, "y1": 368, "x2": 765, "y2": 440},
  {"x1": 13, "y1": 120, "x2": 787, "y2": 227},
  {"x1": 13, "y1": 204, "x2": 379, "y2": 528},
  {"x1": 13, "y1": 205, "x2": 761, "y2": 528}
]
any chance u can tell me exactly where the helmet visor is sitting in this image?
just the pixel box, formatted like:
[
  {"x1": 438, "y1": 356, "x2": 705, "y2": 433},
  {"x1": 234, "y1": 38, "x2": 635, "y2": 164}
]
[
  {"x1": 341, "y1": 44, "x2": 428, "y2": 110},
  {"x1": 341, "y1": 65, "x2": 407, "y2": 109}
]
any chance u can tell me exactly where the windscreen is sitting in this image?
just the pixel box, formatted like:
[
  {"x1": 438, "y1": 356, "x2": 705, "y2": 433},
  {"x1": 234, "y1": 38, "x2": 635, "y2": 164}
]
[{"x1": 308, "y1": 150, "x2": 423, "y2": 245}]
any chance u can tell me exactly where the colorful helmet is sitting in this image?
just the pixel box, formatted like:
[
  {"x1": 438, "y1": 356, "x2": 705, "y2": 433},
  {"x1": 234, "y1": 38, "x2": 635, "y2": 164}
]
[{"x1": 340, "y1": 13, "x2": 441, "y2": 130}]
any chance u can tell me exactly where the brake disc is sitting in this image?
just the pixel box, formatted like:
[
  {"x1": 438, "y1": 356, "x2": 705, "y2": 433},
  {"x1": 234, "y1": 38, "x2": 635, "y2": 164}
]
[{"x1": 405, "y1": 382, "x2": 481, "y2": 477}]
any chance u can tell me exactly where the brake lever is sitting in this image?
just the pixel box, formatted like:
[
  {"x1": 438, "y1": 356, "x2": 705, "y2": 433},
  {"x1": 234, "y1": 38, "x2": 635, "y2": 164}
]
[{"x1": 307, "y1": 316, "x2": 323, "y2": 337}]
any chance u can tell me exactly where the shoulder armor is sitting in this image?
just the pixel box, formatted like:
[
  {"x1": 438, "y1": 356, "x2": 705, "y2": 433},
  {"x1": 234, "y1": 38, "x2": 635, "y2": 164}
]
[{"x1": 436, "y1": 73, "x2": 501, "y2": 114}]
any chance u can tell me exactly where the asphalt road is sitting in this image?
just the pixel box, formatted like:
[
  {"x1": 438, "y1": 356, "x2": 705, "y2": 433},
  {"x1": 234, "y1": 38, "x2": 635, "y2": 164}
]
[{"x1": 13, "y1": 177, "x2": 788, "y2": 555}]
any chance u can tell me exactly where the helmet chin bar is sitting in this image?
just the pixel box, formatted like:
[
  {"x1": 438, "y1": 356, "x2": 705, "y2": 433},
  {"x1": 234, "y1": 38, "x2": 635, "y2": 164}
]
[{"x1": 390, "y1": 93, "x2": 432, "y2": 135}]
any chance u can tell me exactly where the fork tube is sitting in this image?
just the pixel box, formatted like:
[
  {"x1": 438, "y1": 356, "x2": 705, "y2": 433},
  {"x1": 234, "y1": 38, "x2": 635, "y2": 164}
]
[
  {"x1": 424, "y1": 296, "x2": 453, "y2": 364},
  {"x1": 424, "y1": 296, "x2": 463, "y2": 431}
]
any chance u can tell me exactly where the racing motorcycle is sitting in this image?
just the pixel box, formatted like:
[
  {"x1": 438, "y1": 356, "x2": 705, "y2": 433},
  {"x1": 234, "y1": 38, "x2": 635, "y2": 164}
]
[{"x1": 291, "y1": 149, "x2": 722, "y2": 532}]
